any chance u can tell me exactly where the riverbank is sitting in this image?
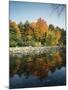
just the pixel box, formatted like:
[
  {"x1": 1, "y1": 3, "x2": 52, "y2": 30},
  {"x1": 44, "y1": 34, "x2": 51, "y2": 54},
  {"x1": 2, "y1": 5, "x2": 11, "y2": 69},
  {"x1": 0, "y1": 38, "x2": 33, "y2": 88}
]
[{"x1": 9, "y1": 46, "x2": 65, "y2": 56}]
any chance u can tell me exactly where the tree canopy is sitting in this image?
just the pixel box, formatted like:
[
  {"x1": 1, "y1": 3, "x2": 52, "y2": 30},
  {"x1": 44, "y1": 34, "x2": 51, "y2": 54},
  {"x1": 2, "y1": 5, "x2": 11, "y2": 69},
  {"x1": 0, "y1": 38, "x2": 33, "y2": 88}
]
[{"x1": 9, "y1": 18, "x2": 66, "y2": 47}]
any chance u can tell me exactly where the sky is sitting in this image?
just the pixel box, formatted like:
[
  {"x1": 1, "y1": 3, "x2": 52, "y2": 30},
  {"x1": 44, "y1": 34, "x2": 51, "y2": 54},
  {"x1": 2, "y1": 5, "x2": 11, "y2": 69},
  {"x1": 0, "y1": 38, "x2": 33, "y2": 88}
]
[{"x1": 9, "y1": 1, "x2": 66, "y2": 30}]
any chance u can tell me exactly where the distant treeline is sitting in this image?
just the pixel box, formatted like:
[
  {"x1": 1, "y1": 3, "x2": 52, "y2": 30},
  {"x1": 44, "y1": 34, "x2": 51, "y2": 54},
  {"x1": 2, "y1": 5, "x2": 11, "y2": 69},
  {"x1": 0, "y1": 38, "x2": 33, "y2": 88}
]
[{"x1": 9, "y1": 18, "x2": 66, "y2": 47}]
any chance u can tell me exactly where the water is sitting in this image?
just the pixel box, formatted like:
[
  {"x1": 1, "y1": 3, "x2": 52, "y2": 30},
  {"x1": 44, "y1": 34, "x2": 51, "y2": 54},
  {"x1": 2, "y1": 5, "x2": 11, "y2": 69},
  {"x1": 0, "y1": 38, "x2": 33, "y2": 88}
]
[{"x1": 9, "y1": 48, "x2": 66, "y2": 89}]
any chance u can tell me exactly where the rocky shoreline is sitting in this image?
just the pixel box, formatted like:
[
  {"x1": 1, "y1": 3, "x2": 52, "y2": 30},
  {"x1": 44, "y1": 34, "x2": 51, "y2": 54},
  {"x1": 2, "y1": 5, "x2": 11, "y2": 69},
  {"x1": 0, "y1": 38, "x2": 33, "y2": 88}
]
[{"x1": 9, "y1": 46, "x2": 64, "y2": 56}]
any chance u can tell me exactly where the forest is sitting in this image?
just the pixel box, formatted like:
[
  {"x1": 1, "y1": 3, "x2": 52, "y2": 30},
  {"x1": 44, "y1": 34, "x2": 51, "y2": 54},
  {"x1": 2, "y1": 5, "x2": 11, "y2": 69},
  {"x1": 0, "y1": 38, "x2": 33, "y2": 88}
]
[{"x1": 9, "y1": 18, "x2": 66, "y2": 47}]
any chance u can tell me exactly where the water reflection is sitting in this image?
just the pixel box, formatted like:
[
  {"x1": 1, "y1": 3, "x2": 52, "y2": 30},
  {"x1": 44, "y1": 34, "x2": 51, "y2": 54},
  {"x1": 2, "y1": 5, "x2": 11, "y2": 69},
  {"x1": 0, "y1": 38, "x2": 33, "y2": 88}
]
[{"x1": 10, "y1": 48, "x2": 66, "y2": 88}]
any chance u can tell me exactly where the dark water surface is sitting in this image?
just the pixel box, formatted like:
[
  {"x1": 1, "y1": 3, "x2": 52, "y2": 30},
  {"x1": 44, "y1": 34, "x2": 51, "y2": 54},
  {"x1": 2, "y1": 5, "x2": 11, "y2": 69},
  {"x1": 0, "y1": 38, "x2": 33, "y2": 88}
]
[{"x1": 9, "y1": 48, "x2": 66, "y2": 89}]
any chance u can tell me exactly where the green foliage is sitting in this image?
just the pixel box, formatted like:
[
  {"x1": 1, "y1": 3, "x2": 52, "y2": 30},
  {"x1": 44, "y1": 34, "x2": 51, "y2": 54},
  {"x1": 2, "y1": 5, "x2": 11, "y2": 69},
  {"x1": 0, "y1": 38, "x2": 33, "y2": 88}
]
[
  {"x1": 60, "y1": 29, "x2": 66, "y2": 45},
  {"x1": 48, "y1": 24, "x2": 54, "y2": 31},
  {"x1": 9, "y1": 19, "x2": 66, "y2": 47}
]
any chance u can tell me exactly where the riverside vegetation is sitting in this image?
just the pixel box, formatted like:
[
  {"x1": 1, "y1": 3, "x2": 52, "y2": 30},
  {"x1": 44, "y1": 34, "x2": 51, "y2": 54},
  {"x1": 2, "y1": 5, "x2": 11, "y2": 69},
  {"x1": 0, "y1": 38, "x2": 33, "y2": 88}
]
[{"x1": 9, "y1": 18, "x2": 66, "y2": 47}]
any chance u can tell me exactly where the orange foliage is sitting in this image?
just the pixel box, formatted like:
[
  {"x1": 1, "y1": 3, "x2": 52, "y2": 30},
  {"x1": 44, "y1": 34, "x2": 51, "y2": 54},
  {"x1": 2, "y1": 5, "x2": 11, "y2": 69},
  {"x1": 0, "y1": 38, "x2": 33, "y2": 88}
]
[
  {"x1": 36, "y1": 18, "x2": 48, "y2": 34},
  {"x1": 28, "y1": 18, "x2": 48, "y2": 37},
  {"x1": 54, "y1": 52, "x2": 62, "y2": 63},
  {"x1": 55, "y1": 31, "x2": 61, "y2": 40}
]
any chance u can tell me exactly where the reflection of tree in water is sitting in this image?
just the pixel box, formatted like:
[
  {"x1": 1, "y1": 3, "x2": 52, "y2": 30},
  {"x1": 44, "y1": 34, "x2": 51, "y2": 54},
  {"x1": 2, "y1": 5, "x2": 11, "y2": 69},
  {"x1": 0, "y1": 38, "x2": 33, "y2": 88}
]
[
  {"x1": 10, "y1": 57, "x2": 21, "y2": 77},
  {"x1": 10, "y1": 49, "x2": 66, "y2": 79},
  {"x1": 28, "y1": 58, "x2": 49, "y2": 79}
]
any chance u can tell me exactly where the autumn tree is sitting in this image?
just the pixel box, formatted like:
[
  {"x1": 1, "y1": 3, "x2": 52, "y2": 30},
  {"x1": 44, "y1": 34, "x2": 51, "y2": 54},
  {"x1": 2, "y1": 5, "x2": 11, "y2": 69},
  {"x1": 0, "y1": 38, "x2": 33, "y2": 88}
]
[
  {"x1": 9, "y1": 20, "x2": 22, "y2": 47},
  {"x1": 9, "y1": 18, "x2": 65, "y2": 47}
]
